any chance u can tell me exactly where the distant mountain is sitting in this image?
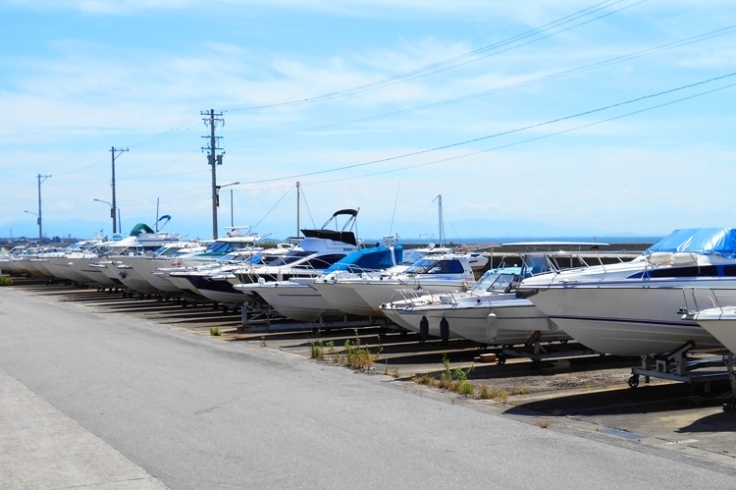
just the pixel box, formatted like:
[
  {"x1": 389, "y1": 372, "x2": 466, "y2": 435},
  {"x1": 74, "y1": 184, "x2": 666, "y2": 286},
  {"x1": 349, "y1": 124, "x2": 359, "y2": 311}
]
[{"x1": 362, "y1": 218, "x2": 607, "y2": 241}]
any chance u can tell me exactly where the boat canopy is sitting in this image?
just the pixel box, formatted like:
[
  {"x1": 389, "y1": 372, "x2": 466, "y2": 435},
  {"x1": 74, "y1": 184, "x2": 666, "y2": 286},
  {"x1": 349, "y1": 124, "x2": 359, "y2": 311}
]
[
  {"x1": 646, "y1": 228, "x2": 736, "y2": 259},
  {"x1": 324, "y1": 244, "x2": 403, "y2": 273},
  {"x1": 128, "y1": 223, "x2": 155, "y2": 236},
  {"x1": 301, "y1": 229, "x2": 357, "y2": 246}
]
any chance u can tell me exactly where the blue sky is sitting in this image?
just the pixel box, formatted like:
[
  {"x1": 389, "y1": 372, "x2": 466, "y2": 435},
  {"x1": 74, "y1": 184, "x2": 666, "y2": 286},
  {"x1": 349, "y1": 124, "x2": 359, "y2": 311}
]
[{"x1": 1, "y1": 0, "x2": 736, "y2": 241}]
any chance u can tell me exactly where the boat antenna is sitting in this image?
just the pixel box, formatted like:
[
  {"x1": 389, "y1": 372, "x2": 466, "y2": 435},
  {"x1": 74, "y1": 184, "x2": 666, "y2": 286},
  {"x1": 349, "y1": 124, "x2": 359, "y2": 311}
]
[{"x1": 155, "y1": 198, "x2": 160, "y2": 232}]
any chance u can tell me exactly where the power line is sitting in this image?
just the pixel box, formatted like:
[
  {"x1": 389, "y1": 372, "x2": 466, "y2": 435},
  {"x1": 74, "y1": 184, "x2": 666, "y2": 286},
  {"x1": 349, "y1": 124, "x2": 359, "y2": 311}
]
[
  {"x1": 237, "y1": 70, "x2": 736, "y2": 186},
  {"x1": 127, "y1": 114, "x2": 201, "y2": 149},
  {"x1": 283, "y1": 24, "x2": 736, "y2": 136},
  {"x1": 305, "y1": 81, "x2": 736, "y2": 186},
  {"x1": 225, "y1": 0, "x2": 641, "y2": 112},
  {"x1": 49, "y1": 113, "x2": 200, "y2": 179}
]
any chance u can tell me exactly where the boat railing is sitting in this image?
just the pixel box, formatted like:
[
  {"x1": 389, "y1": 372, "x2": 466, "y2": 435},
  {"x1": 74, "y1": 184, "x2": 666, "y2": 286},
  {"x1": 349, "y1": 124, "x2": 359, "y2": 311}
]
[
  {"x1": 681, "y1": 288, "x2": 736, "y2": 316},
  {"x1": 388, "y1": 288, "x2": 444, "y2": 307}
]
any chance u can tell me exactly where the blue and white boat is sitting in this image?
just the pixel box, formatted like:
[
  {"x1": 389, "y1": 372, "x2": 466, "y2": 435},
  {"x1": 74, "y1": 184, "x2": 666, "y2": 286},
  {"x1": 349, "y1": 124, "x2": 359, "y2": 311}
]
[
  {"x1": 252, "y1": 240, "x2": 404, "y2": 322},
  {"x1": 518, "y1": 228, "x2": 736, "y2": 356}
]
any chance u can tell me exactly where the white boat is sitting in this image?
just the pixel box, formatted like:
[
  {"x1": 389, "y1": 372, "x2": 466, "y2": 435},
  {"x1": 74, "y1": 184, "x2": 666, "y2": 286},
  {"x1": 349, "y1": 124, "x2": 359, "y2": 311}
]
[
  {"x1": 688, "y1": 305, "x2": 736, "y2": 354},
  {"x1": 251, "y1": 238, "x2": 404, "y2": 322},
  {"x1": 380, "y1": 267, "x2": 556, "y2": 343},
  {"x1": 684, "y1": 286, "x2": 736, "y2": 355},
  {"x1": 377, "y1": 246, "x2": 604, "y2": 344},
  {"x1": 81, "y1": 230, "x2": 183, "y2": 289},
  {"x1": 518, "y1": 228, "x2": 736, "y2": 356},
  {"x1": 232, "y1": 209, "x2": 362, "y2": 302},
  {"x1": 313, "y1": 245, "x2": 452, "y2": 317},
  {"x1": 322, "y1": 253, "x2": 475, "y2": 316},
  {"x1": 112, "y1": 242, "x2": 207, "y2": 294}
]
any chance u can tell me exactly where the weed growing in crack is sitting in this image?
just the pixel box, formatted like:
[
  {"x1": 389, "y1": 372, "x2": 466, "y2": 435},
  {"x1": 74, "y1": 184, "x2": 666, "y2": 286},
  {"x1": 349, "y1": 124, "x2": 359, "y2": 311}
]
[{"x1": 310, "y1": 339, "x2": 324, "y2": 360}]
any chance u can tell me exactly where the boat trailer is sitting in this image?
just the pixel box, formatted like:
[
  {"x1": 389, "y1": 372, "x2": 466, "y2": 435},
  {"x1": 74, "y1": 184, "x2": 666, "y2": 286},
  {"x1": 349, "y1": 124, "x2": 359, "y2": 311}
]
[{"x1": 627, "y1": 340, "x2": 735, "y2": 410}]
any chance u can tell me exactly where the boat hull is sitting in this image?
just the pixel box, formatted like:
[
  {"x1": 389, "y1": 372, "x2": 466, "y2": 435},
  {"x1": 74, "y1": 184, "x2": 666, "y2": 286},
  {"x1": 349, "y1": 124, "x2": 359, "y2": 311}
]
[
  {"x1": 311, "y1": 281, "x2": 377, "y2": 317},
  {"x1": 254, "y1": 283, "x2": 344, "y2": 322},
  {"x1": 525, "y1": 285, "x2": 731, "y2": 356}
]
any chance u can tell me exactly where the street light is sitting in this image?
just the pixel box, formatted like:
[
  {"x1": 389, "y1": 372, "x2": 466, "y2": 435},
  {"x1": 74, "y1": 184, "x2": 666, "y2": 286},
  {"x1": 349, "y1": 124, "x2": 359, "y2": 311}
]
[
  {"x1": 24, "y1": 210, "x2": 40, "y2": 243},
  {"x1": 24, "y1": 210, "x2": 39, "y2": 223},
  {"x1": 93, "y1": 198, "x2": 115, "y2": 233},
  {"x1": 215, "y1": 182, "x2": 239, "y2": 230}
]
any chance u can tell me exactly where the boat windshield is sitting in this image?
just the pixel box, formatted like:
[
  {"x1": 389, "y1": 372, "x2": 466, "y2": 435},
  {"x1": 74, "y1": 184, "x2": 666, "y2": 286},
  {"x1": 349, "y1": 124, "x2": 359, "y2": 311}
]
[
  {"x1": 473, "y1": 268, "x2": 522, "y2": 293},
  {"x1": 266, "y1": 251, "x2": 312, "y2": 266},
  {"x1": 484, "y1": 273, "x2": 517, "y2": 293},
  {"x1": 405, "y1": 258, "x2": 465, "y2": 274},
  {"x1": 157, "y1": 247, "x2": 182, "y2": 257},
  {"x1": 400, "y1": 250, "x2": 427, "y2": 265},
  {"x1": 219, "y1": 252, "x2": 249, "y2": 262},
  {"x1": 205, "y1": 241, "x2": 232, "y2": 253}
]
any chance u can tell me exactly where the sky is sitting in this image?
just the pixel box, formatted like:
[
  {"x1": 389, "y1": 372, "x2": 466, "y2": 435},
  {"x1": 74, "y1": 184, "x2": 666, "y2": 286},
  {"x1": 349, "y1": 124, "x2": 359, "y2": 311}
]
[{"x1": 1, "y1": 0, "x2": 736, "y2": 242}]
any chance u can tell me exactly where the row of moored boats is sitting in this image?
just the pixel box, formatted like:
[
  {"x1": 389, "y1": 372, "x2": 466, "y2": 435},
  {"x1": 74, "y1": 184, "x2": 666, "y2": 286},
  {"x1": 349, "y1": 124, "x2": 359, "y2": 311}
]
[{"x1": 4, "y1": 214, "x2": 736, "y2": 390}]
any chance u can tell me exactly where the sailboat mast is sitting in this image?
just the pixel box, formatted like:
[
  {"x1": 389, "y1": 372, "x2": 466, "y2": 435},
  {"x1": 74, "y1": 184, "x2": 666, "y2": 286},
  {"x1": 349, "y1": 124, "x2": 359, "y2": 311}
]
[
  {"x1": 438, "y1": 194, "x2": 444, "y2": 246},
  {"x1": 296, "y1": 181, "x2": 301, "y2": 238}
]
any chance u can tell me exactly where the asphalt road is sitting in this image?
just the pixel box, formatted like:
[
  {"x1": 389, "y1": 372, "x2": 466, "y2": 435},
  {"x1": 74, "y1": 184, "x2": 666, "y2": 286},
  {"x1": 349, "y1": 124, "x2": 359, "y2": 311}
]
[{"x1": 1, "y1": 286, "x2": 734, "y2": 490}]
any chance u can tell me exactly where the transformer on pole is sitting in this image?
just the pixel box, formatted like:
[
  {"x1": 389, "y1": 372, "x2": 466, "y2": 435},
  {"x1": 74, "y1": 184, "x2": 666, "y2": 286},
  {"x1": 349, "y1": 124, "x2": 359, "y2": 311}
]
[{"x1": 201, "y1": 109, "x2": 224, "y2": 239}]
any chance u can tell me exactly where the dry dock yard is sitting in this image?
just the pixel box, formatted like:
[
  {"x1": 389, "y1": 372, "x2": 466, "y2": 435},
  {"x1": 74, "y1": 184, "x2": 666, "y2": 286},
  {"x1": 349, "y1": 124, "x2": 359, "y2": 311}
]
[{"x1": 1, "y1": 275, "x2": 735, "y2": 489}]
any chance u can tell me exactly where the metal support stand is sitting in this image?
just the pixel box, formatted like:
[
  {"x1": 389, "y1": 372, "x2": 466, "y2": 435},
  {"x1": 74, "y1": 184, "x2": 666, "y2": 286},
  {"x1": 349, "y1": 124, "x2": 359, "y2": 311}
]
[
  {"x1": 724, "y1": 353, "x2": 736, "y2": 413},
  {"x1": 499, "y1": 334, "x2": 599, "y2": 366},
  {"x1": 628, "y1": 341, "x2": 730, "y2": 392}
]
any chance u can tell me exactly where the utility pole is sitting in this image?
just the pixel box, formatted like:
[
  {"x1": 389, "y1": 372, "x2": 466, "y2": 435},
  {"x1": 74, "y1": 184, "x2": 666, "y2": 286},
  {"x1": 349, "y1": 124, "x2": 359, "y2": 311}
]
[
  {"x1": 110, "y1": 147, "x2": 128, "y2": 235},
  {"x1": 36, "y1": 174, "x2": 51, "y2": 244},
  {"x1": 201, "y1": 109, "x2": 224, "y2": 239}
]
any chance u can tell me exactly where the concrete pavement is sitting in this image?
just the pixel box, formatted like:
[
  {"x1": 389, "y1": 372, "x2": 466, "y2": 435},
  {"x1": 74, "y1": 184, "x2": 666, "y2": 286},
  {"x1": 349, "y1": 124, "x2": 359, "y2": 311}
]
[
  {"x1": 0, "y1": 367, "x2": 168, "y2": 490},
  {"x1": 0, "y1": 285, "x2": 734, "y2": 489}
]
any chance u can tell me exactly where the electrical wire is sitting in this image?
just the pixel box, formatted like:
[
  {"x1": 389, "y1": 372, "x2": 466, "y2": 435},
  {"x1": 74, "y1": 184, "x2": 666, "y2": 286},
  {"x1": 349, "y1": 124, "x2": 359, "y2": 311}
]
[
  {"x1": 285, "y1": 24, "x2": 736, "y2": 135},
  {"x1": 250, "y1": 183, "x2": 295, "y2": 231},
  {"x1": 237, "y1": 70, "x2": 736, "y2": 186},
  {"x1": 126, "y1": 114, "x2": 201, "y2": 149},
  {"x1": 301, "y1": 80, "x2": 736, "y2": 187},
  {"x1": 225, "y1": 0, "x2": 639, "y2": 112}
]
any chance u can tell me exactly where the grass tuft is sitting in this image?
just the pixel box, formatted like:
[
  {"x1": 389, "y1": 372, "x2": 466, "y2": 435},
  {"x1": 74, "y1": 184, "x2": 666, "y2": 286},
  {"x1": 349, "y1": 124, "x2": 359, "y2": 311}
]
[
  {"x1": 310, "y1": 339, "x2": 324, "y2": 360},
  {"x1": 209, "y1": 327, "x2": 221, "y2": 336},
  {"x1": 344, "y1": 335, "x2": 382, "y2": 370},
  {"x1": 0, "y1": 276, "x2": 14, "y2": 286}
]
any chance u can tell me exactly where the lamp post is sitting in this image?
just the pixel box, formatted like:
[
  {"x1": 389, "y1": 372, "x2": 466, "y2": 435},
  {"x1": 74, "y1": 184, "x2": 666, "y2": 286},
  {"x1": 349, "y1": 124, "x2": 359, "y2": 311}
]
[
  {"x1": 28, "y1": 174, "x2": 51, "y2": 244},
  {"x1": 93, "y1": 198, "x2": 114, "y2": 234},
  {"x1": 215, "y1": 182, "x2": 239, "y2": 233},
  {"x1": 23, "y1": 210, "x2": 39, "y2": 243}
]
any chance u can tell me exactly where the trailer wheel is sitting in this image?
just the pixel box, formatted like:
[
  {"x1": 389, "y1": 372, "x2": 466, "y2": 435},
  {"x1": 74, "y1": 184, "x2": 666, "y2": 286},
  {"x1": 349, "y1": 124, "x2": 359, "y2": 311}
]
[{"x1": 628, "y1": 375, "x2": 639, "y2": 388}]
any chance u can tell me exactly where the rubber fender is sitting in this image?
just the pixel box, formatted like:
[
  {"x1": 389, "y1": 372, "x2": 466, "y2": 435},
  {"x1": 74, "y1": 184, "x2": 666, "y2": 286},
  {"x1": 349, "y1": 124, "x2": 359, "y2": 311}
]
[
  {"x1": 419, "y1": 316, "x2": 429, "y2": 340},
  {"x1": 439, "y1": 316, "x2": 449, "y2": 342}
]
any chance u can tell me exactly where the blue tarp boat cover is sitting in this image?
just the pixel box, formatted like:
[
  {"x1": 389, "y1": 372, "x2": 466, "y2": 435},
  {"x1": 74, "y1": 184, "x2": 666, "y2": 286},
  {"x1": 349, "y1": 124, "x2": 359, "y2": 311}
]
[
  {"x1": 325, "y1": 245, "x2": 403, "y2": 273},
  {"x1": 646, "y1": 228, "x2": 736, "y2": 259}
]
